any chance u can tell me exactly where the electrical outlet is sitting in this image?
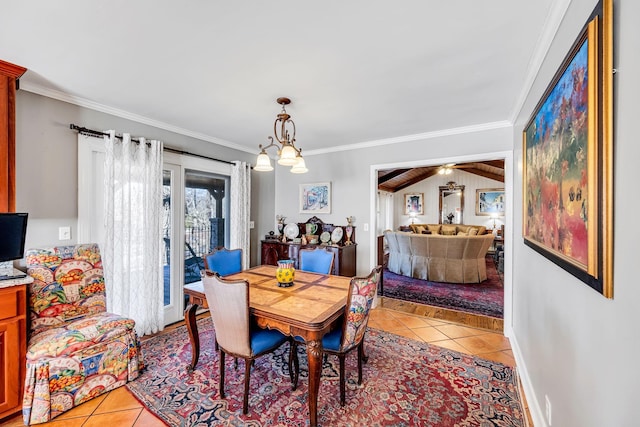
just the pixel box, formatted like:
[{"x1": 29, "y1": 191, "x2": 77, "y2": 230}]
[
  {"x1": 545, "y1": 395, "x2": 552, "y2": 426},
  {"x1": 58, "y1": 226, "x2": 71, "y2": 241},
  {"x1": 363, "y1": 223, "x2": 369, "y2": 232},
  {"x1": 249, "y1": 221, "x2": 255, "y2": 229}
]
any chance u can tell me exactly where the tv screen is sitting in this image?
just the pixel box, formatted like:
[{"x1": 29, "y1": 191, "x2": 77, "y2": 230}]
[{"x1": 0, "y1": 213, "x2": 28, "y2": 263}]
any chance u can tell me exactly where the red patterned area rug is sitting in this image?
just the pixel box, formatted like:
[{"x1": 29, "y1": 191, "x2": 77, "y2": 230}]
[
  {"x1": 382, "y1": 257, "x2": 504, "y2": 318},
  {"x1": 127, "y1": 317, "x2": 525, "y2": 426}
]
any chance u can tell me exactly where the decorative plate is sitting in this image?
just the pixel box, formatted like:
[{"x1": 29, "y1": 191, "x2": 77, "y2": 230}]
[
  {"x1": 320, "y1": 231, "x2": 331, "y2": 244},
  {"x1": 331, "y1": 227, "x2": 344, "y2": 243},
  {"x1": 284, "y1": 223, "x2": 300, "y2": 239}
]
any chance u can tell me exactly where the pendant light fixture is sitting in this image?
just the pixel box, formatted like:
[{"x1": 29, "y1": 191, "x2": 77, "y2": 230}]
[{"x1": 255, "y1": 97, "x2": 308, "y2": 173}]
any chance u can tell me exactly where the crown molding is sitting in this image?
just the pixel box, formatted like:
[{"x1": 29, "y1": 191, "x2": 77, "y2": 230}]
[
  {"x1": 509, "y1": 0, "x2": 573, "y2": 124},
  {"x1": 303, "y1": 121, "x2": 513, "y2": 156},
  {"x1": 19, "y1": 82, "x2": 255, "y2": 154}
]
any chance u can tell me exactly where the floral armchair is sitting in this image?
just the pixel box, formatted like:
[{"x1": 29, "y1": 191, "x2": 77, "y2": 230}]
[{"x1": 22, "y1": 244, "x2": 142, "y2": 425}]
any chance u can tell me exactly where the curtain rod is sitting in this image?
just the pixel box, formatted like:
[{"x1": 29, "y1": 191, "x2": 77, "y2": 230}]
[{"x1": 69, "y1": 124, "x2": 236, "y2": 166}]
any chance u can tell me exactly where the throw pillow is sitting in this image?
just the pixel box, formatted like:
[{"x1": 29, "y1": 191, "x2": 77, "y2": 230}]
[
  {"x1": 457, "y1": 231, "x2": 466, "y2": 236},
  {"x1": 414, "y1": 225, "x2": 426, "y2": 234},
  {"x1": 468, "y1": 227, "x2": 479, "y2": 236},
  {"x1": 441, "y1": 225, "x2": 457, "y2": 235},
  {"x1": 427, "y1": 224, "x2": 441, "y2": 234}
]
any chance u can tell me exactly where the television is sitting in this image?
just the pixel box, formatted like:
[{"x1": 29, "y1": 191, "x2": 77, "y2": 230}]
[{"x1": 0, "y1": 213, "x2": 28, "y2": 279}]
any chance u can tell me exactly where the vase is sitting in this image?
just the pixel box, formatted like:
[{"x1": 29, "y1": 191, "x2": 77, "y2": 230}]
[{"x1": 276, "y1": 260, "x2": 295, "y2": 287}]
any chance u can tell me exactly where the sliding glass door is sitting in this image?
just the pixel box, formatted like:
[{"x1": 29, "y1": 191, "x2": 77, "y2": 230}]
[{"x1": 163, "y1": 155, "x2": 230, "y2": 325}]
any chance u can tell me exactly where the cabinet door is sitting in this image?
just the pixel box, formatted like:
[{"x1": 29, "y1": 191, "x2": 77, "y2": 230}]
[
  {"x1": 261, "y1": 243, "x2": 280, "y2": 266},
  {"x1": 0, "y1": 319, "x2": 20, "y2": 415}
]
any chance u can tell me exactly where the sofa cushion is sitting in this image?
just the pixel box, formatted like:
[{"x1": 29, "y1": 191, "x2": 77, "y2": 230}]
[
  {"x1": 414, "y1": 225, "x2": 427, "y2": 234},
  {"x1": 441, "y1": 225, "x2": 457, "y2": 235},
  {"x1": 457, "y1": 231, "x2": 467, "y2": 236},
  {"x1": 27, "y1": 312, "x2": 136, "y2": 360},
  {"x1": 468, "y1": 227, "x2": 479, "y2": 236}
]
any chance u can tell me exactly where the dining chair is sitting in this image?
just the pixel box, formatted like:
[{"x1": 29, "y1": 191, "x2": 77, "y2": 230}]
[
  {"x1": 203, "y1": 247, "x2": 242, "y2": 276},
  {"x1": 202, "y1": 272, "x2": 294, "y2": 414},
  {"x1": 299, "y1": 248, "x2": 334, "y2": 274},
  {"x1": 290, "y1": 265, "x2": 382, "y2": 406}
]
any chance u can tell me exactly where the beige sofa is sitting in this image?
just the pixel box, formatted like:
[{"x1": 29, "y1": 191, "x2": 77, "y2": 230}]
[
  {"x1": 384, "y1": 230, "x2": 494, "y2": 283},
  {"x1": 408, "y1": 223, "x2": 488, "y2": 236}
]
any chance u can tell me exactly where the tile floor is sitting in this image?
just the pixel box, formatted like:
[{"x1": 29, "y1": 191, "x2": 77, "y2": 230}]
[{"x1": 1, "y1": 304, "x2": 531, "y2": 426}]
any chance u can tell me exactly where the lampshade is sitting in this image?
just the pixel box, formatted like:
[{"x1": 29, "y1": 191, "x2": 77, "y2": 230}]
[
  {"x1": 254, "y1": 151, "x2": 274, "y2": 171},
  {"x1": 290, "y1": 155, "x2": 308, "y2": 174},
  {"x1": 278, "y1": 144, "x2": 298, "y2": 166}
]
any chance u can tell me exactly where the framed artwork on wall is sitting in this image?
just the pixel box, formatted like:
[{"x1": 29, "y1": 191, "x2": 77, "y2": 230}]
[
  {"x1": 404, "y1": 193, "x2": 424, "y2": 215},
  {"x1": 300, "y1": 182, "x2": 331, "y2": 214},
  {"x1": 476, "y1": 189, "x2": 505, "y2": 216},
  {"x1": 522, "y1": 0, "x2": 613, "y2": 298}
]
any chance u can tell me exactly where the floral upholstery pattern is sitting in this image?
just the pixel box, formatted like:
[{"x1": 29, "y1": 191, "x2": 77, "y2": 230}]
[
  {"x1": 23, "y1": 244, "x2": 142, "y2": 425},
  {"x1": 341, "y1": 267, "x2": 380, "y2": 352}
]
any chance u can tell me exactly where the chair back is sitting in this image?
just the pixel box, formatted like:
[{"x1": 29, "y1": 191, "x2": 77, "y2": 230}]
[
  {"x1": 25, "y1": 244, "x2": 106, "y2": 335},
  {"x1": 203, "y1": 247, "x2": 243, "y2": 276},
  {"x1": 340, "y1": 265, "x2": 382, "y2": 352},
  {"x1": 202, "y1": 272, "x2": 251, "y2": 356},
  {"x1": 299, "y1": 248, "x2": 334, "y2": 274}
]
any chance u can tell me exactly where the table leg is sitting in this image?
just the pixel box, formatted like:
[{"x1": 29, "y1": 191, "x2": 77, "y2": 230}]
[
  {"x1": 185, "y1": 303, "x2": 200, "y2": 371},
  {"x1": 306, "y1": 338, "x2": 323, "y2": 427}
]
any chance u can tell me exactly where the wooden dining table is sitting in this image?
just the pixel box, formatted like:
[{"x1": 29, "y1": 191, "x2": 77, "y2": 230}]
[{"x1": 183, "y1": 265, "x2": 351, "y2": 427}]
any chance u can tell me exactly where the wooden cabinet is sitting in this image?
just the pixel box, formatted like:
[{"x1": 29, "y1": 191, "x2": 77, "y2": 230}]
[
  {"x1": 261, "y1": 241, "x2": 357, "y2": 277},
  {"x1": 0, "y1": 284, "x2": 26, "y2": 421}
]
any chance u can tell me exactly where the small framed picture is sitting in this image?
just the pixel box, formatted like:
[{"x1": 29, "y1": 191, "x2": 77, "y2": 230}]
[
  {"x1": 404, "y1": 193, "x2": 424, "y2": 215},
  {"x1": 476, "y1": 189, "x2": 505, "y2": 216},
  {"x1": 300, "y1": 182, "x2": 331, "y2": 214}
]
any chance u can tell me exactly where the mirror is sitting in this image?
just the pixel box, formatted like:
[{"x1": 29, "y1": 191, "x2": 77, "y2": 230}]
[{"x1": 439, "y1": 183, "x2": 465, "y2": 224}]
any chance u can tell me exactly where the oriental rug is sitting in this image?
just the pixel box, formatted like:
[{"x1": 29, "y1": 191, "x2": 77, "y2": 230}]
[
  {"x1": 127, "y1": 317, "x2": 525, "y2": 426},
  {"x1": 382, "y1": 257, "x2": 504, "y2": 318}
]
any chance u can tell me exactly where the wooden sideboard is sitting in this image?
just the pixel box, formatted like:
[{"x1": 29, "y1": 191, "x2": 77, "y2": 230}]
[
  {"x1": 261, "y1": 240, "x2": 357, "y2": 277},
  {"x1": 0, "y1": 283, "x2": 27, "y2": 421}
]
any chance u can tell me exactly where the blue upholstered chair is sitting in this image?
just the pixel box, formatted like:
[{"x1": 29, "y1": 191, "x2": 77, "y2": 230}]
[
  {"x1": 299, "y1": 248, "x2": 334, "y2": 274},
  {"x1": 203, "y1": 247, "x2": 242, "y2": 276},
  {"x1": 291, "y1": 266, "x2": 382, "y2": 406},
  {"x1": 202, "y1": 272, "x2": 293, "y2": 414}
]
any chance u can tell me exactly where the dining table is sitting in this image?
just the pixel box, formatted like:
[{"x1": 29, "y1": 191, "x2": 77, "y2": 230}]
[{"x1": 183, "y1": 264, "x2": 351, "y2": 427}]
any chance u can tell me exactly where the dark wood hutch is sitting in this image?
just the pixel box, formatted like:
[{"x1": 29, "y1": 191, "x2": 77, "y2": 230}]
[{"x1": 261, "y1": 216, "x2": 357, "y2": 277}]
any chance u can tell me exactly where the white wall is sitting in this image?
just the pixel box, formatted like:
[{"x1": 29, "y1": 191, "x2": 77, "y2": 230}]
[
  {"x1": 393, "y1": 169, "x2": 503, "y2": 230},
  {"x1": 274, "y1": 126, "x2": 512, "y2": 276},
  {"x1": 511, "y1": 0, "x2": 638, "y2": 426}
]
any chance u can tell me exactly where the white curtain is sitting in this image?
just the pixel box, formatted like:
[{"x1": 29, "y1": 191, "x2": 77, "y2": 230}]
[
  {"x1": 230, "y1": 161, "x2": 251, "y2": 269},
  {"x1": 103, "y1": 131, "x2": 164, "y2": 336}
]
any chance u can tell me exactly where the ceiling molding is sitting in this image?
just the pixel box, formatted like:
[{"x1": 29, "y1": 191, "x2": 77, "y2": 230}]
[
  {"x1": 509, "y1": 0, "x2": 573, "y2": 124},
  {"x1": 19, "y1": 82, "x2": 255, "y2": 154},
  {"x1": 304, "y1": 120, "x2": 513, "y2": 156}
]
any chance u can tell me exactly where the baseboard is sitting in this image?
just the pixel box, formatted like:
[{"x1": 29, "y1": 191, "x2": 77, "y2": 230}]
[{"x1": 506, "y1": 329, "x2": 548, "y2": 427}]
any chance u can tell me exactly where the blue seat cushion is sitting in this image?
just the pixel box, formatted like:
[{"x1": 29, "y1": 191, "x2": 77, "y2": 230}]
[
  {"x1": 250, "y1": 327, "x2": 288, "y2": 355},
  {"x1": 322, "y1": 328, "x2": 342, "y2": 352}
]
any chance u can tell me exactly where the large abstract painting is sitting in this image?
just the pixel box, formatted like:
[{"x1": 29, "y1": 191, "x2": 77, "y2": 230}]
[{"x1": 522, "y1": 0, "x2": 613, "y2": 297}]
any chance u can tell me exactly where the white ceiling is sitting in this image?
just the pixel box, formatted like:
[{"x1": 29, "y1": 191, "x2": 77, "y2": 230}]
[{"x1": 1, "y1": 0, "x2": 564, "y2": 155}]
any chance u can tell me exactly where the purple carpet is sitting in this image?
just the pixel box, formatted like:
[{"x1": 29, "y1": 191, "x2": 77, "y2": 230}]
[{"x1": 382, "y1": 257, "x2": 504, "y2": 318}]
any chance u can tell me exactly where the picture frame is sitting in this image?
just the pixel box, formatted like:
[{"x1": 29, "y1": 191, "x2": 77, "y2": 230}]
[
  {"x1": 404, "y1": 193, "x2": 424, "y2": 215},
  {"x1": 522, "y1": 0, "x2": 613, "y2": 298},
  {"x1": 300, "y1": 182, "x2": 331, "y2": 214},
  {"x1": 476, "y1": 189, "x2": 505, "y2": 216}
]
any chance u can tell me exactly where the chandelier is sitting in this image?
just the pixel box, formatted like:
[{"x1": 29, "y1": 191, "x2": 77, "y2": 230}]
[
  {"x1": 254, "y1": 97, "x2": 308, "y2": 173},
  {"x1": 438, "y1": 163, "x2": 455, "y2": 175}
]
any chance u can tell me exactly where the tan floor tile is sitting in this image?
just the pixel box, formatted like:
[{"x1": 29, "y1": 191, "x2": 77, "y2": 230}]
[
  {"x1": 133, "y1": 409, "x2": 166, "y2": 427},
  {"x1": 428, "y1": 339, "x2": 471, "y2": 354},
  {"x1": 477, "y1": 350, "x2": 516, "y2": 366},
  {"x1": 374, "y1": 317, "x2": 407, "y2": 331},
  {"x1": 0, "y1": 414, "x2": 26, "y2": 427},
  {"x1": 421, "y1": 317, "x2": 450, "y2": 327},
  {"x1": 454, "y1": 336, "x2": 497, "y2": 354},
  {"x1": 412, "y1": 327, "x2": 450, "y2": 343},
  {"x1": 32, "y1": 416, "x2": 89, "y2": 427},
  {"x1": 56, "y1": 393, "x2": 108, "y2": 419},
  {"x1": 83, "y1": 409, "x2": 142, "y2": 427},
  {"x1": 435, "y1": 324, "x2": 489, "y2": 339},
  {"x1": 369, "y1": 308, "x2": 396, "y2": 322},
  {"x1": 476, "y1": 333, "x2": 511, "y2": 351},
  {"x1": 94, "y1": 387, "x2": 142, "y2": 414},
  {"x1": 389, "y1": 312, "x2": 433, "y2": 328},
  {"x1": 386, "y1": 327, "x2": 422, "y2": 341}
]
